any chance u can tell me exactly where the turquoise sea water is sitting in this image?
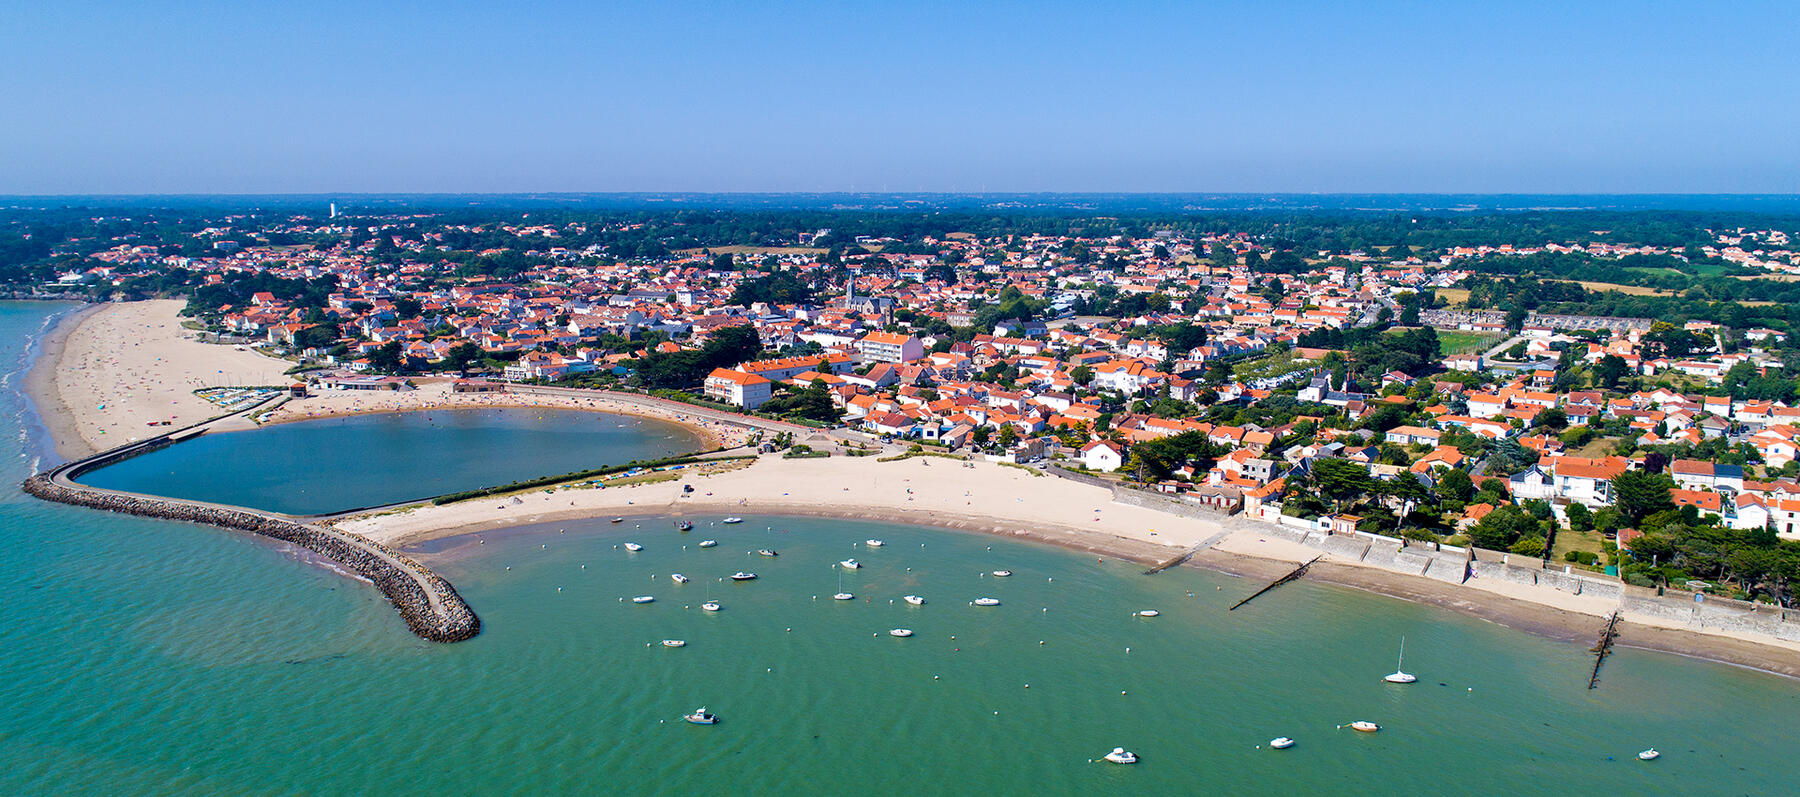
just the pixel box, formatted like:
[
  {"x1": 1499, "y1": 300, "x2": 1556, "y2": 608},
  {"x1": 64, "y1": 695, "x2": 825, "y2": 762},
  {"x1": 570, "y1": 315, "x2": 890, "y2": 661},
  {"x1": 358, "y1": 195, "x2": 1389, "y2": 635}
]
[
  {"x1": 78, "y1": 407, "x2": 707, "y2": 514},
  {"x1": 2, "y1": 301, "x2": 1798, "y2": 794}
]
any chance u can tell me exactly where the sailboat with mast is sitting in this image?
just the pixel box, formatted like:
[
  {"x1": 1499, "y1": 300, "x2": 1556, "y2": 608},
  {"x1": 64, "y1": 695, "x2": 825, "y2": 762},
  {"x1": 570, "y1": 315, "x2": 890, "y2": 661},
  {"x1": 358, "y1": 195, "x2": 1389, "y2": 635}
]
[
  {"x1": 1383, "y1": 636, "x2": 1417, "y2": 684},
  {"x1": 833, "y1": 563, "x2": 854, "y2": 600}
]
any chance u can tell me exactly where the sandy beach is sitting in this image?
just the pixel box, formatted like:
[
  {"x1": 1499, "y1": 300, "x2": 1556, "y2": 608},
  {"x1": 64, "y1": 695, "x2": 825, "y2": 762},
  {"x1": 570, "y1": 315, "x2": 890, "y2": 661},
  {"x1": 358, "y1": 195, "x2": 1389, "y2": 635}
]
[
  {"x1": 31, "y1": 301, "x2": 751, "y2": 455},
  {"x1": 333, "y1": 450, "x2": 1800, "y2": 676},
  {"x1": 30, "y1": 301, "x2": 1800, "y2": 677},
  {"x1": 33, "y1": 300, "x2": 293, "y2": 458}
]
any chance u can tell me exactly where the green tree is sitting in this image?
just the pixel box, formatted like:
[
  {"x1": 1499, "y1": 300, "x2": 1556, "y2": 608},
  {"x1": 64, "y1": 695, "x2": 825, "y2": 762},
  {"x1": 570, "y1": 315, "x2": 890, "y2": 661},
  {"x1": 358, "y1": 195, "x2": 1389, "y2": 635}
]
[
  {"x1": 1612, "y1": 469, "x2": 1676, "y2": 523},
  {"x1": 1594, "y1": 355, "x2": 1629, "y2": 389},
  {"x1": 443, "y1": 342, "x2": 485, "y2": 376},
  {"x1": 1565, "y1": 501, "x2": 1594, "y2": 532},
  {"x1": 1468, "y1": 504, "x2": 1540, "y2": 550},
  {"x1": 367, "y1": 341, "x2": 404, "y2": 373},
  {"x1": 1434, "y1": 469, "x2": 1474, "y2": 503},
  {"x1": 1311, "y1": 458, "x2": 1377, "y2": 512}
]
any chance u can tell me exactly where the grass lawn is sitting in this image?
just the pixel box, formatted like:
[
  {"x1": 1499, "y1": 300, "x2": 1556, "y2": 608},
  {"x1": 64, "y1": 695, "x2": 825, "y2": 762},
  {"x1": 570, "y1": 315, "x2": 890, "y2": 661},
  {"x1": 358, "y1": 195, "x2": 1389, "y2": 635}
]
[
  {"x1": 1556, "y1": 279, "x2": 1668, "y2": 296},
  {"x1": 1234, "y1": 350, "x2": 1314, "y2": 381},
  {"x1": 1435, "y1": 287, "x2": 1471, "y2": 306},
  {"x1": 1436, "y1": 330, "x2": 1504, "y2": 356},
  {"x1": 1570, "y1": 437, "x2": 1618, "y2": 458},
  {"x1": 675, "y1": 245, "x2": 826, "y2": 256},
  {"x1": 1552, "y1": 528, "x2": 1607, "y2": 569}
]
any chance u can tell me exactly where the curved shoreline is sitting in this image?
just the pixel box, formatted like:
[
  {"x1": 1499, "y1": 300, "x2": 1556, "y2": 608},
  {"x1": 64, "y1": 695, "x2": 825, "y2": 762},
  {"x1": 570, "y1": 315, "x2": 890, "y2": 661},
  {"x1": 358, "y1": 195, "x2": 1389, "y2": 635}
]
[
  {"x1": 352, "y1": 456, "x2": 1800, "y2": 679},
  {"x1": 22, "y1": 425, "x2": 481, "y2": 643},
  {"x1": 261, "y1": 395, "x2": 734, "y2": 451},
  {"x1": 22, "y1": 302, "x2": 101, "y2": 461}
]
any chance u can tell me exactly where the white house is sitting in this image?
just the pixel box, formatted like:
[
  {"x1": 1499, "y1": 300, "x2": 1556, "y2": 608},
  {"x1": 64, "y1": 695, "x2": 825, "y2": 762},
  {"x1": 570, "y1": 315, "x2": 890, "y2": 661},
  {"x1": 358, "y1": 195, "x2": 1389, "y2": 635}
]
[
  {"x1": 1080, "y1": 440, "x2": 1126, "y2": 472},
  {"x1": 856, "y1": 331, "x2": 925, "y2": 364},
  {"x1": 703, "y1": 368, "x2": 772, "y2": 410},
  {"x1": 1508, "y1": 464, "x2": 1556, "y2": 501}
]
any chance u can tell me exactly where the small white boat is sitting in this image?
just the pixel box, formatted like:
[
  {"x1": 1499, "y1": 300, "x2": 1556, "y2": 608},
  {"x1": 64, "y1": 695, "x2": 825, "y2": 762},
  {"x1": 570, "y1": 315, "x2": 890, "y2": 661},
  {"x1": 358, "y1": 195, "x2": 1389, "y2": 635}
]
[
  {"x1": 701, "y1": 601, "x2": 721, "y2": 612},
  {"x1": 632, "y1": 596, "x2": 655, "y2": 604},
  {"x1": 865, "y1": 539, "x2": 884, "y2": 547},
  {"x1": 903, "y1": 595, "x2": 926, "y2": 605},
  {"x1": 757, "y1": 549, "x2": 779, "y2": 557},
  {"x1": 611, "y1": 517, "x2": 624, "y2": 524},
  {"x1": 973, "y1": 597, "x2": 1001, "y2": 606},
  {"x1": 698, "y1": 540, "x2": 718, "y2": 548},
  {"x1": 730, "y1": 572, "x2": 757, "y2": 581},
  {"x1": 684, "y1": 707, "x2": 717, "y2": 725},
  {"x1": 991, "y1": 570, "x2": 1013, "y2": 577},
  {"x1": 1638, "y1": 749, "x2": 1660, "y2": 761},
  {"x1": 1269, "y1": 737, "x2": 1295, "y2": 749},
  {"x1": 670, "y1": 573, "x2": 690, "y2": 584},
  {"x1": 1102, "y1": 747, "x2": 1138, "y2": 764},
  {"x1": 889, "y1": 628, "x2": 913, "y2": 637},
  {"x1": 1138, "y1": 610, "x2": 1159, "y2": 617},
  {"x1": 722, "y1": 517, "x2": 743, "y2": 524},
  {"x1": 1347, "y1": 721, "x2": 1380, "y2": 733},
  {"x1": 1384, "y1": 637, "x2": 1417, "y2": 684},
  {"x1": 623, "y1": 542, "x2": 644, "y2": 552},
  {"x1": 840, "y1": 559, "x2": 860, "y2": 569},
  {"x1": 661, "y1": 639, "x2": 685, "y2": 648},
  {"x1": 833, "y1": 592, "x2": 855, "y2": 600}
]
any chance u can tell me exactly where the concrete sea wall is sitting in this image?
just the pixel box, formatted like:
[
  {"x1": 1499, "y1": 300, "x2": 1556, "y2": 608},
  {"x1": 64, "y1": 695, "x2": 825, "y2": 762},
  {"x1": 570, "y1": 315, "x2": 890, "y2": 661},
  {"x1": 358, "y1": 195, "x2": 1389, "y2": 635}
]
[
  {"x1": 23, "y1": 474, "x2": 480, "y2": 643},
  {"x1": 1257, "y1": 522, "x2": 1800, "y2": 643}
]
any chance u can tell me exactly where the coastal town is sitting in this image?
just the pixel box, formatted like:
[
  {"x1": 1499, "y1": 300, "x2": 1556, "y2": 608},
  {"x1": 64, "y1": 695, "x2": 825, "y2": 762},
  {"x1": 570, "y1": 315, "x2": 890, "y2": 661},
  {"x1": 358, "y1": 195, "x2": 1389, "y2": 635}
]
[
  {"x1": 15, "y1": 206, "x2": 1800, "y2": 610},
  {"x1": 12, "y1": 1, "x2": 1800, "y2": 790}
]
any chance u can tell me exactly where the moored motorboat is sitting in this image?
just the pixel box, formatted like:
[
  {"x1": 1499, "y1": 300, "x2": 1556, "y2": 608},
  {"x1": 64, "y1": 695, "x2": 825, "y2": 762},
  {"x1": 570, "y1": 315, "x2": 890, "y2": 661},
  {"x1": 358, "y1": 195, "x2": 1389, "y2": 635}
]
[
  {"x1": 840, "y1": 559, "x2": 860, "y2": 569},
  {"x1": 677, "y1": 521, "x2": 694, "y2": 532},
  {"x1": 1347, "y1": 721, "x2": 1380, "y2": 733},
  {"x1": 991, "y1": 570, "x2": 1012, "y2": 577},
  {"x1": 611, "y1": 517, "x2": 624, "y2": 524},
  {"x1": 903, "y1": 595, "x2": 926, "y2": 605},
  {"x1": 1102, "y1": 747, "x2": 1138, "y2": 764},
  {"x1": 757, "y1": 549, "x2": 779, "y2": 557},
  {"x1": 662, "y1": 639, "x2": 685, "y2": 648},
  {"x1": 889, "y1": 628, "x2": 913, "y2": 637},
  {"x1": 698, "y1": 539, "x2": 718, "y2": 548},
  {"x1": 671, "y1": 573, "x2": 690, "y2": 584},
  {"x1": 1138, "y1": 609, "x2": 1159, "y2": 617},
  {"x1": 730, "y1": 572, "x2": 757, "y2": 581},
  {"x1": 865, "y1": 539, "x2": 884, "y2": 547},
  {"x1": 722, "y1": 517, "x2": 743, "y2": 524},
  {"x1": 684, "y1": 707, "x2": 717, "y2": 725},
  {"x1": 973, "y1": 597, "x2": 1001, "y2": 606},
  {"x1": 1270, "y1": 737, "x2": 1295, "y2": 749},
  {"x1": 623, "y1": 542, "x2": 644, "y2": 552},
  {"x1": 1638, "y1": 748, "x2": 1660, "y2": 761},
  {"x1": 632, "y1": 595, "x2": 655, "y2": 604}
]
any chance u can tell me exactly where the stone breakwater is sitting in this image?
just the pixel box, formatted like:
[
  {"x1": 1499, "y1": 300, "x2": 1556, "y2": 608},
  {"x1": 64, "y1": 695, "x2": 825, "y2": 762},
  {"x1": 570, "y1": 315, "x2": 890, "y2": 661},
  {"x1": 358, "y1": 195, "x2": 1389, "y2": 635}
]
[{"x1": 22, "y1": 474, "x2": 480, "y2": 643}]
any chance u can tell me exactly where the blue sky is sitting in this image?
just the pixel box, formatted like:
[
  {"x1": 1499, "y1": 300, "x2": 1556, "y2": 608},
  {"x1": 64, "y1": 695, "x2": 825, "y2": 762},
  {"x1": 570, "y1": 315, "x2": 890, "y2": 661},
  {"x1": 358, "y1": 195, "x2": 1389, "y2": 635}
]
[{"x1": 4, "y1": 1, "x2": 1796, "y2": 194}]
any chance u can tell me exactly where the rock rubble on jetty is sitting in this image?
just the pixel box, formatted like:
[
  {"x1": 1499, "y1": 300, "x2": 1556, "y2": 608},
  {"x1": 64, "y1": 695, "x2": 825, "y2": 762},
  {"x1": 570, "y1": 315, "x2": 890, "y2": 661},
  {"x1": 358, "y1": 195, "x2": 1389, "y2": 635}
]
[{"x1": 22, "y1": 474, "x2": 480, "y2": 642}]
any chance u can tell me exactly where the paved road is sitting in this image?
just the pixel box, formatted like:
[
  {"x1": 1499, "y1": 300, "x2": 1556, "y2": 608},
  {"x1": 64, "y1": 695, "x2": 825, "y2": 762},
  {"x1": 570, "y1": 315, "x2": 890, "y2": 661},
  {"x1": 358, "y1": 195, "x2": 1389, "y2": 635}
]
[{"x1": 1481, "y1": 334, "x2": 1525, "y2": 362}]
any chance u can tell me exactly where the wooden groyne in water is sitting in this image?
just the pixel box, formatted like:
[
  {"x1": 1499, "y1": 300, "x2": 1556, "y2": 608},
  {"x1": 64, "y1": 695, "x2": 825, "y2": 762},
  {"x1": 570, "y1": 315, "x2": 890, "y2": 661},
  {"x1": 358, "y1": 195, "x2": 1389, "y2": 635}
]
[
  {"x1": 23, "y1": 419, "x2": 480, "y2": 643},
  {"x1": 1229, "y1": 556, "x2": 1322, "y2": 611},
  {"x1": 1588, "y1": 611, "x2": 1621, "y2": 690}
]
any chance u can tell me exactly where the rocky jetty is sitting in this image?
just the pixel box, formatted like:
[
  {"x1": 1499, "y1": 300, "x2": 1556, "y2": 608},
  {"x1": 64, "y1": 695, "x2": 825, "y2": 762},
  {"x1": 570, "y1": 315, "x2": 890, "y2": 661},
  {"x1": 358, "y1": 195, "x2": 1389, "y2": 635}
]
[{"x1": 22, "y1": 474, "x2": 480, "y2": 642}]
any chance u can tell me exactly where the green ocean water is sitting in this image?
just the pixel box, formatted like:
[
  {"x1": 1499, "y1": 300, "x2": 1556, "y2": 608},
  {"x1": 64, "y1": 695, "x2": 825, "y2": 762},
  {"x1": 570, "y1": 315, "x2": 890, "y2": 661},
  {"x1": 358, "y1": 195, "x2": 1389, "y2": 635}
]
[
  {"x1": 2, "y1": 301, "x2": 1798, "y2": 795},
  {"x1": 79, "y1": 407, "x2": 707, "y2": 515}
]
